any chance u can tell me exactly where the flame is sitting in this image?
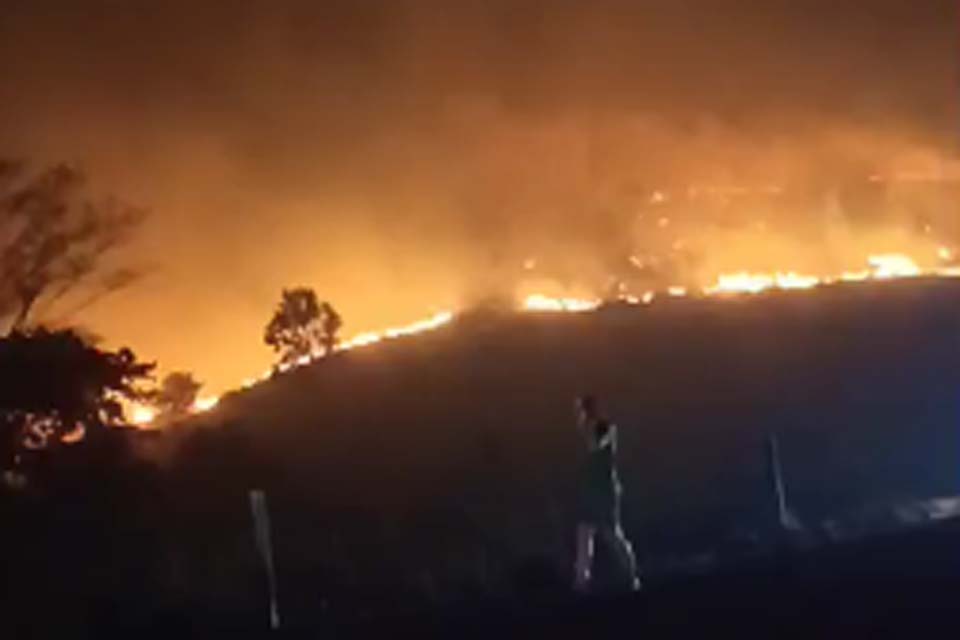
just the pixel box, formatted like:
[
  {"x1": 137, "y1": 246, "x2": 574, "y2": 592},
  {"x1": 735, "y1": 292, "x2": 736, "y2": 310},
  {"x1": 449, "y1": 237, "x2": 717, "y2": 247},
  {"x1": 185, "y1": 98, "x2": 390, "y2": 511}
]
[
  {"x1": 704, "y1": 272, "x2": 821, "y2": 296},
  {"x1": 296, "y1": 354, "x2": 313, "y2": 366},
  {"x1": 867, "y1": 254, "x2": 921, "y2": 279},
  {"x1": 121, "y1": 245, "x2": 960, "y2": 430},
  {"x1": 192, "y1": 396, "x2": 219, "y2": 412},
  {"x1": 698, "y1": 254, "x2": 933, "y2": 296},
  {"x1": 840, "y1": 270, "x2": 871, "y2": 282},
  {"x1": 130, "y1": 404, "x2": 157, "y2": 426},
  {"x1": 523, "y1": 294, "x2": 601, "y2": 312},
  {"x1": 61, "y1": 423, "x2": 86, "y2": 444},
  {"x1": 342, "y1": 331, "x2": 382, "y2": 348},
  {"x1": 521, "y1": 252, "x2": 960, "y2": 310},
  {"x1": 339, "y1": 311, "x2": 455, "y2": 349},
  {"x1": 124, "y1": 310, "x2": 455, "y2": 427},
  {"x1": 124, "y1": 395, "x2": 216, "y2": 427}
]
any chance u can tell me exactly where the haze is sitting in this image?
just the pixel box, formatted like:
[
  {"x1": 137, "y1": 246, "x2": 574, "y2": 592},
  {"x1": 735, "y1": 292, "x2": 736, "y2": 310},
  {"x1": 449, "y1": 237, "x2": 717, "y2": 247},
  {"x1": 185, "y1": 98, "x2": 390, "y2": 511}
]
[{"x1": 0, "y1": 1, "x2": 955, "y2": 392}]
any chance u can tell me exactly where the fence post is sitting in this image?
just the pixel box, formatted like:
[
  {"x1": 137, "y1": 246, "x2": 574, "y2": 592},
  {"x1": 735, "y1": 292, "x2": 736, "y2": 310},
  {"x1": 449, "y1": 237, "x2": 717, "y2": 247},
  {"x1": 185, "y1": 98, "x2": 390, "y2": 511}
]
[
  {"x1": 249, "y1": 489, "x2": 280, "y2": 630},
  {"x1": 765, "y1": 433, "x2": 790, "y2": 531}
]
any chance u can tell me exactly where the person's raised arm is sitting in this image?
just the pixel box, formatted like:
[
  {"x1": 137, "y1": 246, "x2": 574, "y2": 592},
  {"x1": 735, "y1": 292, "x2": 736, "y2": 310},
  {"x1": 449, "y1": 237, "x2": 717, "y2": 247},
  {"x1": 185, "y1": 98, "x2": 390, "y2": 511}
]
[{"x1": 592, "y1": 422, "x2": 616, "y2": 451}]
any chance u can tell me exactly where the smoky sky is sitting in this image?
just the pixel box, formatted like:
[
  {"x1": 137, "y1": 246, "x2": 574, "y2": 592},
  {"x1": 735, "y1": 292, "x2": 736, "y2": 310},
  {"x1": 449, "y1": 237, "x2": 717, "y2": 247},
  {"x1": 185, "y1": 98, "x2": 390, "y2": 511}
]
[{"x1": 0, "y1": 1, "x2": 956, "y2": 391}]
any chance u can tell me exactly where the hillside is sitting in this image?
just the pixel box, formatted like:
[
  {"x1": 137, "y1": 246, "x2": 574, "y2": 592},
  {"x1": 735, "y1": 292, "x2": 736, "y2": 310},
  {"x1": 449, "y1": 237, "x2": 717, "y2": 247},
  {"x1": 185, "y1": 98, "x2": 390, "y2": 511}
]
[
  {"x1": 206, "y1": 277, "x2": 960, "y2": 515},
  {"x1": 142, "y1": 278, "x2": 960, "y2": 618},
  {"x1": 9, "y1": 278, "x2": 960, "y2": 633},
  {"x1": 352, "y1": 516, "x2": 960, "y2": 638}
]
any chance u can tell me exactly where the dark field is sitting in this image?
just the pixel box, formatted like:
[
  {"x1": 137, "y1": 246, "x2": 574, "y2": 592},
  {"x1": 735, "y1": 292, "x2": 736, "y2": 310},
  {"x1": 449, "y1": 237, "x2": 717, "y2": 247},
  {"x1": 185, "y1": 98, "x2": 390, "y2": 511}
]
[{"x1": 4, "y1": 278, "x2": 960, "y2": 633}]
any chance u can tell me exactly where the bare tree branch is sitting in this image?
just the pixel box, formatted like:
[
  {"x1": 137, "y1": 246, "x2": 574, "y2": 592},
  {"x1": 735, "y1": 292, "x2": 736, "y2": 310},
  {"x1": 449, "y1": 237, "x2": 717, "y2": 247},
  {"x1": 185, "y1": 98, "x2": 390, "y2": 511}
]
[{"x1": 0, "y1": 161, "x2": 147, "y2": 333}]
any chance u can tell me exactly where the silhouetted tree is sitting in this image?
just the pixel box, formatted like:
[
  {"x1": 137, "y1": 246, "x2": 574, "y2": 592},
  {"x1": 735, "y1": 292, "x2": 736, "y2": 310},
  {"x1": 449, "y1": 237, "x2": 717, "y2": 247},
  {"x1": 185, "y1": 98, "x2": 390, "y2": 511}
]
[
  {"x1": 0, "y1": 327, "x2": 155, "y2": 466},
  {"x1": 264, "y1": 288, "x2": 342, "y2": 366},
  {"x1": 156, "y1": 371, "x2": 203, "y2": 420},
  {"x1": 319, "y1": 300, "x2": 342, "y2": 354},
  {"x1": 0, "y1": 160, "x2": 146, "y2": 333}
]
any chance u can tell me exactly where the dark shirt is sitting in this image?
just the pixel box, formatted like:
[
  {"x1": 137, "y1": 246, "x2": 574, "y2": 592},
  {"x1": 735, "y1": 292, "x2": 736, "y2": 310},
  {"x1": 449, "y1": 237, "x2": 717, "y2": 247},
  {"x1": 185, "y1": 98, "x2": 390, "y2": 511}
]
[{"x1": 584, "y1": 420, "x2": 619, "y2": 498}]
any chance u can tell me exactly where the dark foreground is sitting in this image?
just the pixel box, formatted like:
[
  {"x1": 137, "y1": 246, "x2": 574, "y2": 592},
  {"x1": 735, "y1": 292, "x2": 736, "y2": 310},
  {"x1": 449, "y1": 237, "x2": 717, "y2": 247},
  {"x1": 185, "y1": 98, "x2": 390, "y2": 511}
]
[
  {"x1": 6, "y1": 280, "x2": 960, "y2": 636},
  {"x1": 67, "y1": 516, "x2": 957, "y2": 638},
  {"x1": 336, "y1": 517, "x2": 960, "y2": 638}
]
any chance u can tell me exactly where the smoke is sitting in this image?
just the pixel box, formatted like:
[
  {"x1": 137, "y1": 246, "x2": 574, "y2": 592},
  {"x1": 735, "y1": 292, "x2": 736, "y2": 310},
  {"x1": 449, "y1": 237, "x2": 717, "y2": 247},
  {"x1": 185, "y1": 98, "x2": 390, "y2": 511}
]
[{"x1": 0, "y1": 0, "x2": 955, "y2": 391}]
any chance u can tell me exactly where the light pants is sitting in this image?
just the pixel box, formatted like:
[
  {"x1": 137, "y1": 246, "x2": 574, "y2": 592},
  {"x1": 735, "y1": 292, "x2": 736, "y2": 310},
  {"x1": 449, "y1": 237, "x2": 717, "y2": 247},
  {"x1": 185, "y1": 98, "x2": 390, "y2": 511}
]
[{"x1": 574, "y1": 522, "x2": 640, "y2": 591}]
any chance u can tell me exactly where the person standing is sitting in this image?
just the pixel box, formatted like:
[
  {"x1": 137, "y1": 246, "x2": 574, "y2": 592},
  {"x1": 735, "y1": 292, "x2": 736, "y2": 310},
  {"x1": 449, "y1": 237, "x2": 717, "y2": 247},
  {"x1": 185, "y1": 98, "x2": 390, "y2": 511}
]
[{"x1": 573, "y1": 394, "x2": 641, "y2": 592}]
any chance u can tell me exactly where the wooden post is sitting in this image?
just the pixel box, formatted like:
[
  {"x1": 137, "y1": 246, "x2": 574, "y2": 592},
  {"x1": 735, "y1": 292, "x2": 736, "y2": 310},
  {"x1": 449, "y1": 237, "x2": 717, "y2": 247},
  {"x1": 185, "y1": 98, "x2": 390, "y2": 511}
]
[
  {"x1": 765, "y1": 433, "x2": 790, "y2": 531},
  {"x1": 249, "y1": 489, "x2": 280, "y2": 630}
]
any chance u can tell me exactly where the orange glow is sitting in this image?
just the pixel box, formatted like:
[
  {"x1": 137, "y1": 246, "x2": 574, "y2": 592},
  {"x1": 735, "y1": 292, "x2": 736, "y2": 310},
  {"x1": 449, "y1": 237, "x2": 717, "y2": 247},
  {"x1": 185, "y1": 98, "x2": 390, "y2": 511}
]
[
  {"x1": 121, "y1": 248, "x2": 960, "y2": 430},
  {"x1": 130, "y1": 404, "x2": 157, "y2": 426},
  {"x1": 867, "y1": 254, "x2": 921, "y2": 279},
  {"x1": 521, "y1": 252, "x2": 960, "y2": 314},
  {"x1": 339, "y1": 310, "x2": 454, "y2": 349},
  {"x1": 703, "y1": 272, "x2": 821, "y2": 296},
  {"x1": 60, "y1": 424, "x2": 86, "y2": 444},
  {"x1": 839, "y1": 270, "x2": 871, "y2": 282},
  {"x1": 523, "y1": 294, "x2": 601, "y2": 313},
  {"x1": 192, "y1": 396, "x2": 220, "y2": 412},
  {"x1": 124, "y1": 310, "x2": 455, "y2": 427}
]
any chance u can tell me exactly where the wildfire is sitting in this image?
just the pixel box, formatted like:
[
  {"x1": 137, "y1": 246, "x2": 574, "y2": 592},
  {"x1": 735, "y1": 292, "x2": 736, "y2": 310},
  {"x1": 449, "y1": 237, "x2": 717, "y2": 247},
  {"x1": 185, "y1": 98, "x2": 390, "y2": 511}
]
[
  {"x1": 702, "y1": 254, "x2": 942, "y2": 296},
  {"x1": 867, "y1": 254, "x2": 921, "y2": 279},
  {"x1": 130, "y1": 404, "x2": 157, "y2": 426},
  {"x1": 123, "y1": 248, "x2": 960, "y2": 429},
  {"x1": 193, "y1": 396, "x2": 220, "y2": 412},
  {"x1": 523, "y1": 294, "x2": 601, "y2": 313},
  {"x1": 125, "y1": 396, "x2": 216, "y2": 427},
  {"x1": 839, "y1": 270, "x2": 871, "y2": 283},
  {"x1": 124, "y1": 310, "x2": 455, "y2": 427},
  {"x1": 61, "y1": 424, "x2": 86, "y2": 444},
  {"x1": 703, "y1": 272, "x2": 820, "y2": 296},
  {"x1": 522, "y1": 253, "x2": 960, "y2": 311},
  {"x1": 339, "y1": 311, "x2": 455, "y2": 350}
]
